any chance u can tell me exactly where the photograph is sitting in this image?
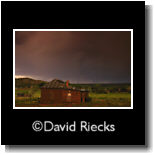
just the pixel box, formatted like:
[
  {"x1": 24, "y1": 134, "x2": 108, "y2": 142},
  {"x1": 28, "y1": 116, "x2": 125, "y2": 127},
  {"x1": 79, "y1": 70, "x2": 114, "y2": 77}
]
[{"x1": 14, "y1": 29, "x2": 132, "y2": 109}]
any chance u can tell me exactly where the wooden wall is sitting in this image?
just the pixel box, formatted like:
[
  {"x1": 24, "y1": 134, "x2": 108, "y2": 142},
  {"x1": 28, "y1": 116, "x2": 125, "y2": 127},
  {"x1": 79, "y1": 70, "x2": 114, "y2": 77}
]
[{"x1": 40, "y1": 88, "x2": 87, "y2": 104}]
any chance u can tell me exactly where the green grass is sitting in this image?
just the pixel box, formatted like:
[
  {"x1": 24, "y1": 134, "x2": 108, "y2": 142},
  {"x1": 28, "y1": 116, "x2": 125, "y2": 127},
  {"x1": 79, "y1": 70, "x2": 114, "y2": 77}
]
[
  {"x1": 15, "y1": 88, "x2": 40, "y2": 105},
  {"x1": 15, "y1": 84, "x2": 131, "y2": 107},
  {"x1": 88, "y1": 92, "x2": 131, "y2": 107},
  {"x1": 89, "y1": 92, "x2": 131, "y2": 100}
]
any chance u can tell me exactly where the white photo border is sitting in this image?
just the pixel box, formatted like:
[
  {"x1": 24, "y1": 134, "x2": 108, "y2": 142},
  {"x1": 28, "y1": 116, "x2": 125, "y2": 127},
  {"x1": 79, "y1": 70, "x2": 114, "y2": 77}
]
[{"x1": 13, "y1": 29, "x2": 133, "y2": 109}]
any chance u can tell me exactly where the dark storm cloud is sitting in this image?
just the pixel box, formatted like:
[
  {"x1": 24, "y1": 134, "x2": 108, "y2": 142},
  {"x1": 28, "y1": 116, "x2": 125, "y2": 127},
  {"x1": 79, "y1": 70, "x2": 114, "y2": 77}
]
[
  {"x1": 15, "y1": 31, "x2": 37, "y2": 45},
  {"x1": 15, "y1": 31, "x2": 131, "y2": 83}
]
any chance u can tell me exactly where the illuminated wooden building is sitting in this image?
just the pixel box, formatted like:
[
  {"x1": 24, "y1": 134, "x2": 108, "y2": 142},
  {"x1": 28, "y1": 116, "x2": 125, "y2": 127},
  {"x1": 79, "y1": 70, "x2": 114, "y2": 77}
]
[{"x1": 40, "y1": 79, "x2": 89, "y2": 104}]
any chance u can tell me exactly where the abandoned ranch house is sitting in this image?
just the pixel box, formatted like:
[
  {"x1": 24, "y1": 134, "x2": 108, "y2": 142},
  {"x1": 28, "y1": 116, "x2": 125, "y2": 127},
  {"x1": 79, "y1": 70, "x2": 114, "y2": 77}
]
[{"x1": 40, "y1": 79, "x2": 89, "y2": 104}]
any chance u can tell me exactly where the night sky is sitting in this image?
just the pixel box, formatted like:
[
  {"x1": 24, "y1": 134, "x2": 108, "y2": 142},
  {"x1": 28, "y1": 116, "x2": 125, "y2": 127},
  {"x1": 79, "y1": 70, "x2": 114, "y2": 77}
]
[{"x1": 15, "y1": 31, "x2": 131, "y2": 83}]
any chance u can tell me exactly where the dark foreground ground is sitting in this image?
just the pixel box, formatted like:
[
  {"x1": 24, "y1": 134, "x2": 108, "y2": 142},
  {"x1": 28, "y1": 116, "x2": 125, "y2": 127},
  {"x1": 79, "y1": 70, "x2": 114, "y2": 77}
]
[
  {"x1": 15, "y1": 92, "x2": 131, "y2": 107},
  {"x1": 15, "y1": 83, "x2": 131, "y2": 107}
]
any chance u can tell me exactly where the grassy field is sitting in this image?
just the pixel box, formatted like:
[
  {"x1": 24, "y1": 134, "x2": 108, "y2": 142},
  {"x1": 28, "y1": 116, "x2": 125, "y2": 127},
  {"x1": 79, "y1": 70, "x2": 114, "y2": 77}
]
[
  {"x1": 88, "y1": 92, "x2": 130, "y2": 107},
  {"x1": 15, "y1": 86, "x2": 131, "y2": 107},
  {"x1": 15, "y1": 88, "x2": 40, "y2": 105}
]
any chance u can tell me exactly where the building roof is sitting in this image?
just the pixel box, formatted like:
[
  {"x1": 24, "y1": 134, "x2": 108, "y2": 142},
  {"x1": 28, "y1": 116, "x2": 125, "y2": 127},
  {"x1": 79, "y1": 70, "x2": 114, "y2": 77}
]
[
  {"x1": 41, "y1": 79, "x2": 75, "y2": 90},
  {"x1": 41, "y1": 79, "x2": 88, "y2": 92}
]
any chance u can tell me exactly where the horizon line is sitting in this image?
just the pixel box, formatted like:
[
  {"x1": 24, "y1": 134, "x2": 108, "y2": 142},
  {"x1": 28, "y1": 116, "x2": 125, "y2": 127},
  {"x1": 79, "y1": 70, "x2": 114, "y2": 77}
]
[{"x1": 15, "y1": 77, "x2": 131, "y2": 84}]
